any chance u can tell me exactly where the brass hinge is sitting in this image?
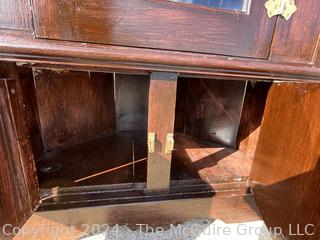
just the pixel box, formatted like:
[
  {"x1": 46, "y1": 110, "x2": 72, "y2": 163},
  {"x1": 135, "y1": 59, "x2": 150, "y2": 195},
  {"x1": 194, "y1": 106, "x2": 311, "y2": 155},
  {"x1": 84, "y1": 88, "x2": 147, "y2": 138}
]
[
  {"x1": 265, "y1": 0, "x2": 297, "y2": 21},
  {"x1": 164, "y1": 133, "x2": 174, "y2": 154},
  {"x1": 148, "y1": 132, "x2": 155, "y2": 153}
]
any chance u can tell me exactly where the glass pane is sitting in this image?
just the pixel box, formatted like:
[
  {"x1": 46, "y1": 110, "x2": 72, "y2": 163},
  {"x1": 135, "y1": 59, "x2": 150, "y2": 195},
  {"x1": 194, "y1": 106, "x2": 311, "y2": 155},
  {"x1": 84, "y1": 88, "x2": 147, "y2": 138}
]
[{"x1": 170, "y1": 0, "x2": 250, "y2": 12}]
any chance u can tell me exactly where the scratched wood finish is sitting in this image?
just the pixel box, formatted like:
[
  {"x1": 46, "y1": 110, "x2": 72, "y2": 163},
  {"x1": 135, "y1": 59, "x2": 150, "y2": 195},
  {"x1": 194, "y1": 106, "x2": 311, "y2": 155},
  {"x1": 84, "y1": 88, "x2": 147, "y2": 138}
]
[
  {"x1": 0, "y1": 0, "x2": 31, "y2": 31},
  {"x1": 147, "y1": 72, "x2": 178, "y2": 192},
  {"x1": 33, "y1": 69, "x2": 116, "y2": 151},
  {"x1": 0, "y1": 64, "x2": 39, "y2": 239},
  {"x1": 250, "y1": 83, "x2": 320, "y2": 239},
  {"x1": 270, "y1": 0, "x2": 320, "y2": 65},
  {"x1": 32, "y1": 0, "x2": 276, "y2": 58}
]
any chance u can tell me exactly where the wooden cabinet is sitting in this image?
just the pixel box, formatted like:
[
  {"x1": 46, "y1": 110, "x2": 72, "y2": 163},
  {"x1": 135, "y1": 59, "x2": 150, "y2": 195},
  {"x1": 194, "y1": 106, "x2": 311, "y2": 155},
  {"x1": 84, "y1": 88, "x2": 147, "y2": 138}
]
[
  {"x1": 1, "y1": 64, "x2": 319, "y2": 239},
  {"x1": 0, "y1": 0, "x2": 320, "y2": 239}
]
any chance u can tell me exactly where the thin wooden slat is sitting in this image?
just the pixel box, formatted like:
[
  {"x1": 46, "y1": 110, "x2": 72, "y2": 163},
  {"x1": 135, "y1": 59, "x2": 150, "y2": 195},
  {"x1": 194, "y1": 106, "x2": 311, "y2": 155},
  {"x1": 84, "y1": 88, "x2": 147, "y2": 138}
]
[{"x1": 147, "y1": 72, "x2": 178, "y2": 192}]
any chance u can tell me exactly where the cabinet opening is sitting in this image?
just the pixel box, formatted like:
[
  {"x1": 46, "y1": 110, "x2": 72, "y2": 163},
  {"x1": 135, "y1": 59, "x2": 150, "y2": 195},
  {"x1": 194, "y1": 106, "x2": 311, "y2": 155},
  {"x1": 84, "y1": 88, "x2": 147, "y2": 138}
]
[
  {"x1": 19, "y1": 68, "x2": 149, "y2": 190},
  {"x1": 4, "y1": 64, "x2": 273, "y2": 209},
  {"x1": 172, "y1": 77, "x2": 271, "y2": 184}
]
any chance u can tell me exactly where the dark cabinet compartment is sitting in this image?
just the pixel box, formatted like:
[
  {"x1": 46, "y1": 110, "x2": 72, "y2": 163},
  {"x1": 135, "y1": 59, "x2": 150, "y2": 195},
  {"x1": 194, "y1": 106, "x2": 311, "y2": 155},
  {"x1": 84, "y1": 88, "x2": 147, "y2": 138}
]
[
  {"x1": 22, "y1": 68, "x2": 271, "y2": 196},
  {"x1": 171, "y1": 78, "x2": 271, "y2": 184},
  {"x1": 20, "y1": 68, "x2": 149, "y2": 189},
  {"x1": 30, "y1": 70, "x2": 270, "y2": 193}
]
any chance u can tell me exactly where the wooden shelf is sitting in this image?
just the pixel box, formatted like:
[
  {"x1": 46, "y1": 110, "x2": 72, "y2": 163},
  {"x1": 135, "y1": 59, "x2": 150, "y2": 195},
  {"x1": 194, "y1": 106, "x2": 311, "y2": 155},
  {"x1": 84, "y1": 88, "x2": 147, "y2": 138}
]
[
  {"x1": 38, "y1": 132, "x2": 251, "y2": 189},
  {"x1": 37, "y1": 131, "x2": 147, "y2": 189},
  {"x1": 171, "y1": 133, "x2": 252, "y2": 183}
]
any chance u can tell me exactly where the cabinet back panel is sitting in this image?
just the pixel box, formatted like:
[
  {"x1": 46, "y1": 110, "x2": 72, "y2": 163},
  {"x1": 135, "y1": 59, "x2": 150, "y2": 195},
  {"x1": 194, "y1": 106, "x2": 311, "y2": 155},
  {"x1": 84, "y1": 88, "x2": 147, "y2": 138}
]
[
  {"x1": 175, "y1": 78, "x2": 247, "y2": 147},
  {"x1": 115, "y1": 74, "x2": 149, "y2": 132},
  {"x1": 33, "y1": 70, "x2": 116, "y2": 151}
]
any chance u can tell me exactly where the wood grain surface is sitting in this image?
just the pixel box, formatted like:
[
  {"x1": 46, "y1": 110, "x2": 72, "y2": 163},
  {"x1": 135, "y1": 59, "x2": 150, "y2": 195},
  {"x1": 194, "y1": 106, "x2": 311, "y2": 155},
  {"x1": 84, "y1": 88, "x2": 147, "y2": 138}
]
[
  {"x1": 1, "y1": 30, "x2": 320, "y2": 82},
  {"x1": 270, "y1": 0, "x2": 320, "y2": 65},
  {"x1": 251, "y1": 83, "x2": 320, "y2": 239},
  {"x1": 0, "y1": 64, "x2": 39, "y2": 239},
  {"x1": 33, "y1": 69, "x2": 116, "y2": 151},
  {"x1": 174, "y1": 78, "x2": 247, "y2": 148},
  {"x1": 147, "y1": 72, "x2": 178, "y2": 192},
  {"x1": 237, "y1": 81, "x2": 271, "y2": 159},
  {"x1": 32, "y1": 0, "x2": 276, "y2": 58},
  {"x1": 0, "y1": 0, "x2": 31, "y2": 31}
]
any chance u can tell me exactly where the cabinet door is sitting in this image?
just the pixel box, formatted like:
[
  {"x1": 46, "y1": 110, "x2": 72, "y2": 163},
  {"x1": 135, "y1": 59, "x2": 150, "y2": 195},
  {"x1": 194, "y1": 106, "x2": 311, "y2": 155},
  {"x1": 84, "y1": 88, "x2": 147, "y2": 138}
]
[
  {"x1": 250, "y1": 83, "x2": 320, "y2": 239},
  {"x1": 32, "y1": 0, "x2": 276, "y2": 58},
  {"x1": 0, "y1": 64, "x2": 39, "y2": 239}
]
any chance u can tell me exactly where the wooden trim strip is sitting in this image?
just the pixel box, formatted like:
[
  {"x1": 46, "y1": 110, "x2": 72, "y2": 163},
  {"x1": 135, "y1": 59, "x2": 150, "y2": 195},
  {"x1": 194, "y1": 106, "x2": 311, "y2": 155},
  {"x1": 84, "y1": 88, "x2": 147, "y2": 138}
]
[{"x1": 0, "y1": 31, "x2": 320, "y2": 82}]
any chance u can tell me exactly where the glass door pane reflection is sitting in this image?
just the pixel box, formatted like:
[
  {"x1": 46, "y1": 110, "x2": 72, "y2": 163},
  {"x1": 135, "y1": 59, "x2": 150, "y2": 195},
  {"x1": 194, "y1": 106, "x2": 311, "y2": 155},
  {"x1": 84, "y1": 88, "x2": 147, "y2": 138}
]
[{"x1": 170, "y1": 0, "x2": 251, "y2": 12}]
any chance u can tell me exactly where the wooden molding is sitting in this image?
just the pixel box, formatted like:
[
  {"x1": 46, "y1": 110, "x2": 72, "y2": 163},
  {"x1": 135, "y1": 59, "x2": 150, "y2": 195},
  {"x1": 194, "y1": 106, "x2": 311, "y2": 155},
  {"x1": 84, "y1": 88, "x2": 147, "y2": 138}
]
[{"x1": 0, "y1": 31, "x2": 320, "y2": 82}]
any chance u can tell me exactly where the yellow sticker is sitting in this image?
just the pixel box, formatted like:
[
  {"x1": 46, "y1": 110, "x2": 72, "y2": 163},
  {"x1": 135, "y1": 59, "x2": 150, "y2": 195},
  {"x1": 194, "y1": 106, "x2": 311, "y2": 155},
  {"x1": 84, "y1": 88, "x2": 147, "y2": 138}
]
[
  {"x1": 265, "y1": 0, "x2": 296, "y2": 20},
  {"x1": 282, "y1": 0, "x2": 297, "y2": 20},
  {"x1": 265, "y1": 0, "x2": 285, "y2": 18}
]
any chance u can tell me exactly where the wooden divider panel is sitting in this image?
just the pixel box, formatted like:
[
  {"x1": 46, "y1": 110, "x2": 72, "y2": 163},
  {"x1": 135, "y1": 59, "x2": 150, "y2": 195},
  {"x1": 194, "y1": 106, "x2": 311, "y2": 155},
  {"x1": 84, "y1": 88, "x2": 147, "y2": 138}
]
[
  {"x1": 0, "y1": 63, "x2": 39, "y2": 238},
  {"x1": 147, "y1": 72, "x2": 178, "y2": 192},
  {"x1": 251, "y1": 82, "x2": 320, "y2": 239}
]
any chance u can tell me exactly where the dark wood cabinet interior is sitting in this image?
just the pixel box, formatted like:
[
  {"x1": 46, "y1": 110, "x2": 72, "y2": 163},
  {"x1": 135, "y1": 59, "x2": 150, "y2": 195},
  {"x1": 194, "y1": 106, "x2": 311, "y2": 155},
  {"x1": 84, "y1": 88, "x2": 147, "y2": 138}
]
[
  {"x1": 2, "y1": 63, "x2": 318, "y2": 240},
  {"x1": 7, "y1": 67, "x2": 265, "y2": 200},
  {"x1": 19, "y1": 68, "x2": 149, "y2": 189},
  {"x1": 171, "y1": 78, "x2": 268, "y2": 183},
  {"x1": 1, "y1": 0, "x2": 320, "y2": 239},
  {"x1": 2, "y1": 65, "x2": 271, "y2": 198}
]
